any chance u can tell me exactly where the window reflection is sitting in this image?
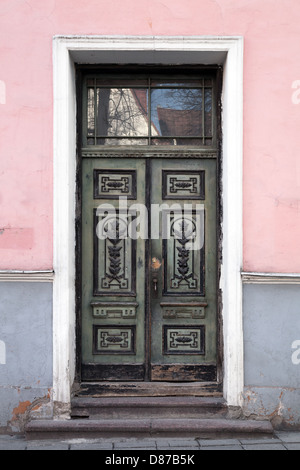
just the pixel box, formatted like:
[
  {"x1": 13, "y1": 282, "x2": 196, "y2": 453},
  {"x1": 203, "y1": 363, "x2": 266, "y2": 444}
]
[
  {"x1": 151, "y1": 88, "x2": 203, "y2": 137},
  {"x1": 86, "y1": 79, "x2": 214, "y2": 146},
  {"x1": 96, "y1": 88, "x2": 149, "y2": 137}
]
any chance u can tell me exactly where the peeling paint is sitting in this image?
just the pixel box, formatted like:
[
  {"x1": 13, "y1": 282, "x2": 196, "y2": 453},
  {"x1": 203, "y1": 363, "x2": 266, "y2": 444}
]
[
  {"x1": 8, "y1": 393, "x2": 54, "y2": 432},
  {"x1": 11, "y1": 401, "x2": 32, "y2": 421}
]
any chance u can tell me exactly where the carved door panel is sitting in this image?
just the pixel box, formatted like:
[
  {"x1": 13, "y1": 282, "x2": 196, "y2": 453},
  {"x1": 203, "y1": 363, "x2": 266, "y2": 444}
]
[
  {"x1": 150, "y1": 158, "x2": 217, "y2": 381},
  {"x1": 81, "y1": 156, "x2": 217, "y2": 382},
  {"x1": 81, "y1": 157, "x2": 146, "y2": 381}
]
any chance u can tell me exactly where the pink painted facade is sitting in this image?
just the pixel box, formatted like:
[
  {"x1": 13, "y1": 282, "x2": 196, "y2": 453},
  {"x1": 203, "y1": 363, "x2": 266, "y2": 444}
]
[
  {"x1": 1, "y1": 0, "x2": 300, "y2": 273},
  {"x1": 1, "y1": 0, "x2": 300, "y2": 434}
]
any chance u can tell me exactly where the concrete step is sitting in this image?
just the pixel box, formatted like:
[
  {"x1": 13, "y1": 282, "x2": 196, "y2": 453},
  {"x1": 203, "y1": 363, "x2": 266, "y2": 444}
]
[
  {"x1": 71, "y1": 397, "x2": 228, "y2": 420},
  {"x1": 25, "y1": 418, "x2": 274, "y2": 440}
]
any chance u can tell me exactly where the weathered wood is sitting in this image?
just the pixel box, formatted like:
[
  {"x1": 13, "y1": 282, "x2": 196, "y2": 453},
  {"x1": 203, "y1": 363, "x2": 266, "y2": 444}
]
[
  {"x1": 151, "y1": 364, "x2": 217, "y2": 382},
  {"x1": 81, "y1": 364, "x2": 145, "y2": 382},
  {"x1": 77, "y1": 381, "x2": 222, "y2": 397}
]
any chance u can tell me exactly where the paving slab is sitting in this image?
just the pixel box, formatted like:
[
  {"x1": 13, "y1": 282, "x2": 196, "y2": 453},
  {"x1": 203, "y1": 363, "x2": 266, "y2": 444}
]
[
  {"x1": 198, "y1": 438, "x2": 241, "y2": 447},
  {"x1": 166, "y1": 447, "x2": 202, "y2": 451},
  {"x1": 201, "y1": 445, "x2": 243, "y2": 451},
  {"x1": 26, "y1": 441, "x2": 69, "y2": 450},
  {"x1": 275, "y1": 432, "x2": 300, "y2": 443},
  {"x1": 239, "y1": 437, "x2": 282, "y2": 445},
  {"x1": 284, "y1": 443, "x2": 300, "y2": 450},
  {"x1": 67, "y1": 438, "x2": 115, "y2": 450},
  {"x1": 0, "y1": 436, "x2": 27, "y2": 450},
  {"x1": 156, "y1": 438, "x2": 200, "y2": 448},
  {"x1": 70, "y1": 443, "x2": 114, "y2": 450},
  {"x1": 114, "y1": 439, "x2": 157, "y2": 450},
  {"x1": 242, "y1": 443, "x2": 286, "y2": 451},
  {"x1": 1, "y1": 431, "x2": 300, "y2": 450}
]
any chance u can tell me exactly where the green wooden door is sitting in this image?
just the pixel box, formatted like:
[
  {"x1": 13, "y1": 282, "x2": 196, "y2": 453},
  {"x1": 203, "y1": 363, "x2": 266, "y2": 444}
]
[
  {"x1": 81, "y1": 157, "x2": 147, "y2": 381},
  {"x1": 80, "y1": 69, "x2": 220, "y2": 383},
  {"x1": 81, "y1": 155, "x2": 217, "y2": 382},
  {"x1": 149, "y1": 158, "x2": 217, "y2": 381}
]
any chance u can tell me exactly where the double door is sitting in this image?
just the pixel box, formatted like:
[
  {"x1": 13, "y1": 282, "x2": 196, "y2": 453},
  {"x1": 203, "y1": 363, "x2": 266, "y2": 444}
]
[{"x1": 81, "y1": 155, "x2": 217, "y2": 382}]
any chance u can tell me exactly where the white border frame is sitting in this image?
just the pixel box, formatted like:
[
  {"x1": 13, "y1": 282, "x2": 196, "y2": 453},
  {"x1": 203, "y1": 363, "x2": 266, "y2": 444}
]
[{"x1": 53, "y1": 35, "x2": 244, "y2": 416}]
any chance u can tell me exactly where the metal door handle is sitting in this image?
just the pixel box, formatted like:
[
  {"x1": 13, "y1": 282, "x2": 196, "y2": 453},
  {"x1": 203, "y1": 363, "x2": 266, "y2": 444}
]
[{"x1": 151, "y1": 257, "x2": 161, "y2": 292}]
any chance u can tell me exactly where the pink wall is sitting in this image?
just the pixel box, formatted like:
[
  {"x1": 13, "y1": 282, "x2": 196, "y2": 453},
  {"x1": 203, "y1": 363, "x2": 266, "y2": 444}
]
[{"x1": 0, "y1": 0, "x2": 300, "y2": 272}]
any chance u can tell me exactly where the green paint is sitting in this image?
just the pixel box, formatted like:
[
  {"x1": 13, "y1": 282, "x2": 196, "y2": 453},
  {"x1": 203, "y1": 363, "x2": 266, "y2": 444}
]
[{"x1": 81, "y1": 156, "x2": 217, "y2": 379}]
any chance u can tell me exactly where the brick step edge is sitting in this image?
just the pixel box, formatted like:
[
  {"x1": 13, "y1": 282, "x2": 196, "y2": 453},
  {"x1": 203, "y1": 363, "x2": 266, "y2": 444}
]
[{"x1": 25, "y1": 418, "x2": 274, "y2": 440}]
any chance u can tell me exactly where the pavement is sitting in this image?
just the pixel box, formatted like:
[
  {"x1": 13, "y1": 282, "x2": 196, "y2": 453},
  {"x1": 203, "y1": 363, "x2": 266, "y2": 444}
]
[{"x1": 0, "y1": 431, "x2": 300, "y2": 451}]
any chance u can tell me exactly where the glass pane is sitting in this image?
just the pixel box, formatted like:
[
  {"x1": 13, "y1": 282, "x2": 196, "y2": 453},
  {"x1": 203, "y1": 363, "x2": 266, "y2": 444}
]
[
  {"x1": 151, "y1": 88, "x2": 203, "y2": 137},
  {"x1": 87, "y1": 87, "x2": 95, "y2": 138},
  {"x1": 96, "y1": 88, "x2": 149, "y2": 137},
  {"x1": 96, "y1": 138, "x2": 148, "y2": 146},
  {"x1": 204, "y1": 88, "x2": 212, "y2": 137}
]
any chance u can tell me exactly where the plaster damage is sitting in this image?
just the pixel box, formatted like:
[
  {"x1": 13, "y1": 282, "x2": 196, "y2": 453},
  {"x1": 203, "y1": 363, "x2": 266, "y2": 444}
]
[
  {"x1": 3, "y1": 389, "x2": 53, "y2": 433},
  {"x1": 243, "y1": 387, "x2": 300, "y2": 430}
]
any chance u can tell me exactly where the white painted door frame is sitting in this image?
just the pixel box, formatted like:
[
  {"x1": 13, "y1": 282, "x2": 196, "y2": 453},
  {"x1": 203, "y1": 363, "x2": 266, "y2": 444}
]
[{"x1": 53, "y1": 35, "x2": 244, "y2": 417}]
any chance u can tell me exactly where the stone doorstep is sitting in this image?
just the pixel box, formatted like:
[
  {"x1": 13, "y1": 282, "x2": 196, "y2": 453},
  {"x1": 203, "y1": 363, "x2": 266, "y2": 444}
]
[
  {"x1": 70, "y1": 396, "x2": 228, "y2": 419},
  {"x1": 25, "y1": 418, "x2": 274, "y2": 441}
]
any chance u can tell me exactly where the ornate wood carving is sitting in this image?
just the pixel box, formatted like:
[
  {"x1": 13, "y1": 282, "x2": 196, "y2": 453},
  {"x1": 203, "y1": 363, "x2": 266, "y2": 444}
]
[
  {"x1": 94, "y1": 169, "x2": 137, "y2": 199},
  {"x1": 162, "y1": 170, "x2": 205, "y2": 200},
  {"x1": 94, "y1": 211, "x2": 136, "y2": 296},
  {"x1": 163, "y1": 213, "x2": 205, "y2": 296},
  {"x1": 91, "y1": 301, "x2": 138, "y2": 319},
  {"x1": 93, "y1": 326, "x2": 136, "y2": 354},
  {"x1": 161, "y1": 302, "x2": 207, "y2": 318},
  {"x1": 163, "y1": 326, "x2": 205, "y2": 355},
  {"x1": 171, "y1": 219, "x2": 197, "y2": 289}
]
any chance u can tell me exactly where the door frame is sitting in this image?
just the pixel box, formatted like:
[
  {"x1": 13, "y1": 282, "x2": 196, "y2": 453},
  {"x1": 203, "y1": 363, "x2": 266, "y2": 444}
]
[{"x1": 53, "y1": 35, "x2": 244, "y2": 418}]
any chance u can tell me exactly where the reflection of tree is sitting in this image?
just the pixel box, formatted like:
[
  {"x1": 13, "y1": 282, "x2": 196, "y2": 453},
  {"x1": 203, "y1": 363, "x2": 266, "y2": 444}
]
[
  {"x1": 97, "y1": 89, "x2": 149, "y2": 138},
  {"x1": 96, "y1": 89, "x2": 110, "y2": 138},
  {"x1": 88, "y1": 86, "x2": 213, "y2": 143},
  {"x1": 151, "y1": 88, "x2": 212, "y2": 138},
  {"x1": 160, "y1": 89, "x2": 203, "y2": 111}
]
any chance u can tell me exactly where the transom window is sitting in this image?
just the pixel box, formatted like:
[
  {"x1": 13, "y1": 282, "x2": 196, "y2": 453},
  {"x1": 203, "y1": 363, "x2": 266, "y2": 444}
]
[{"x1": 82, "y1": 71, "x2": 217, "y2": 147}]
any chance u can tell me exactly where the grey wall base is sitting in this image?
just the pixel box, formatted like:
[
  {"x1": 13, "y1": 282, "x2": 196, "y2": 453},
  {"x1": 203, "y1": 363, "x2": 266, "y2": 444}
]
[
  {"x1": 0, "y1": 281, "x2": 300, "y2": 431},
  {"x1": 0, "y1": 283, "x2": 53, "y2": 432},
  {"x1": 243, "y1": 284, "x2": 300, "y2": 428}
]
